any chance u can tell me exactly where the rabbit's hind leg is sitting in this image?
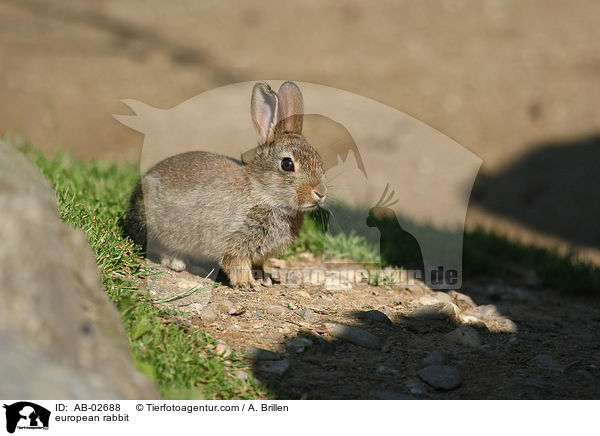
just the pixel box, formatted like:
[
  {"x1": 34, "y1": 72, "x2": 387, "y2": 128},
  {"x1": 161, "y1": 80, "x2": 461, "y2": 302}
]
[{"x1": 160, "y1": 256, "x2": 186, "y2": 272}]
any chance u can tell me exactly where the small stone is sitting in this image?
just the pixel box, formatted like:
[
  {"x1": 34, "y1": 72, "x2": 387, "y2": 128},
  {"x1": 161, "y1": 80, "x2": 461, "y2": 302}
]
[
  {"x1": 375, "y1": 391, "x2": 415, "y2": 400},
  {"x1": 496, "y1": 318, "x2": 518, "y2": 333},
  {"x1": 459, "y1": 314, "x2": 485, "y2": 326},
  {"x1": 521, "y1": 377, "x2": 552, "y2": 390},
  {"x1": 411, "y1": 303, "x2": 457, "y2": 320},
  {"x1": 268, "y1": 258, "x2": 287, "y2": 269},
  {"x1": 574, "y1": 369, "x2": 594, "y2": 382},
  {"x1": 418, "y1": 365, "x2": 462, "y2": 390},
  {"x1": 300, "y1": 308, "x2": 316, "y2": 322},
  {"x1": 257, "y1": 359, "x2": 290, "y2": 376},
  {"x1": 532, "y1": 354, "x2": 562, "y2": 371},
  {"x1": 297, "y1": 290, "x2": 312, "y2": 299},
  {"x1": 445, "y1": 326, "x2": 482, "y2": 348},
  {"x1": 405, "y1": 378, "x2": 428, "y2": 396},
  {"x1": 478, "y1": 304, "x2": 502, "y2": 318},
  {"x1": 266, "y1": 305, "x2": 287, "y2": 315},
  {"x1": 252, "y1": 310, "x2": 263, "y2": 318},
  {"x1": 325, "y1": 323, "x2": 381, "y2": 349},
  {"x1": 286, "y1": 337, "x2": 313, "y2": 353},
  {"x1": 215, "y1": 341, "x2": 233, "y2": 358},
  {"x1": 227, "y1": 306, "x2": 246, "y2": 316},
  {"x1": 244, "y1": 346, "x2": 281, "y2": 361},
  {"x1": 381, "y1": 343, "x2": 392, "y2": 353},
  {"x1": 200, "y1": 304, "x2": 218, "y2": 323},
  {"x1": 375, "y1": 365, "x2": 398, "y2": 376},
  {"x1": 448, "y1": 290, "x2": 476, "y2": 308},
  {"x1": 235, "y1": 370, "x2": 249, "y2": 382},
  {"x1": 420, "y1": 350, "x2": 446, "y2": 368},
  {"x1": 360, "y1": 310, "x2": 392, "y2": 326}
]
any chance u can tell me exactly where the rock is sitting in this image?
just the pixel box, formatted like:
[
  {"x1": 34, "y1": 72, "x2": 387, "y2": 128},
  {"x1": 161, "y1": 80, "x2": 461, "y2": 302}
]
[
  {"x1": 0, "y1": 141, "x2": 158, "y2": 399},
  {"x1": 215, "y1": 341, "x2": 233, "y2": 358},
  {"x1": 459, "y1": 314, "x2": 485, "y2": 327},
  {"x1": 405, "y1": 378, "x2": 428, "y2": 396},
  {"x1": 300, "y1": 307, "x2": 316, "y2": 322},
  {"x1": 266, "y1": 305, "x2": 287, "y2": 315},
  {"x1": 200, "y1": 304, "x2": 219, "y2": 323},
  {"x1": 532, "y1": 354, "x2": 562, "y2": 371},
  {"x1": 574, "y1": 369, "x2": 594, "y2": 382},
  {"x1": 244, "y1": 346, "x2": 281, "y2": 361},
  {"x1": 411, "y1": 303, "x2": 457, "y2": 320},
  {"x1": 521, "y1": 377, "x2": 552, "y2": 390},
  {"x1": 235, "y1": 369, "x2": 249, "y2": 382},
  {"x1": 252, "y1": 310, "x2": 263, "y2": 319},
  {"x1": 286, "y1": 337, "x2": 313, "y2": 353},
  {"x1": 448, "y1": 290, "x2": 477, "y2": 309},
  {"x1": 256, "y1": 359, "x2": 290, "y2": 376},
  {"x1": 445, "y1": 326, "x2": 482, "y2": 348},
  {"x1": 297, "y1": 290, "x2": 312, "y2": 299},
  {"x1": 420, "y1": 350, "x2": 447, "y2": 368},
  {"x1": 375, "y1": 391, "x2": 415, "y2": 400},
  {"x1": 360, "y1": 310, "x2": 392, "y2": 326},
  {"x1": 478, "y1": 304, "x2": 502, "y2": 318},
  {"x1": 227, "y1": 306, "x2": 246, "y2": 316},
  {"x1": 375, "y1": 365, "x2": 398, "y2": 376},
  {"x1": 325, "y1": 323, "x2": 381, "y2": 349},
  {"x1": 496, "y1": 318, "x2": 518, "y2": 333},
  {"x1": 418, "y1": 365, "x2": 462, "y2": 390}
]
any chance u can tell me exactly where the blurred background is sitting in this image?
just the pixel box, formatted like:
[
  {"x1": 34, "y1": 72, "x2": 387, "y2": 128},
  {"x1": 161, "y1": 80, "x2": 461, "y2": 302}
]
[{"x1": 1, "y1": 0, "x2": 599, "y2": 263}]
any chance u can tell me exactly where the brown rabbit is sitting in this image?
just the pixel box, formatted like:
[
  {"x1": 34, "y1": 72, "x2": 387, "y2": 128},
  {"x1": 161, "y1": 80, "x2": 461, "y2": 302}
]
[{"x1": 125, "y1": 81, "x2": 327, "y2": 288}]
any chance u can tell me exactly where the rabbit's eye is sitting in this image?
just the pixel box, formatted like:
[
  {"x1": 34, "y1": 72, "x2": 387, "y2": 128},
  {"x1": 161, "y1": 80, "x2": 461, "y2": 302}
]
[{"x1": 281, "y1": 157, "x2": 295, "y2": 172}]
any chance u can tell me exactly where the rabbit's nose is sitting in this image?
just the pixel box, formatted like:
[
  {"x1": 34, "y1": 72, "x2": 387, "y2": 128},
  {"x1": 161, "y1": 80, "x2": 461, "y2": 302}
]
[{"x1": 312, "y1": 182, "x2": 327, "y2": 202}]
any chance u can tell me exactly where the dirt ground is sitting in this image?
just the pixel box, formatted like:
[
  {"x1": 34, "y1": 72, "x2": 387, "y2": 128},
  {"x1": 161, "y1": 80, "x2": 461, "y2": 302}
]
[
  {"x1": 147, "y1": 254, "x2": 600, "y2": 399},
  {"x1": 2, "y1": 0, "x2": 599, "y2": 399}
]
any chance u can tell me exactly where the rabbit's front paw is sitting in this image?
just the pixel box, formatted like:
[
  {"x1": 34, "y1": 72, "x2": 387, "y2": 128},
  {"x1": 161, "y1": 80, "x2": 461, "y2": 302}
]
[{"x1": 160, "y1": 256, "x2": 186, "y2": 272}]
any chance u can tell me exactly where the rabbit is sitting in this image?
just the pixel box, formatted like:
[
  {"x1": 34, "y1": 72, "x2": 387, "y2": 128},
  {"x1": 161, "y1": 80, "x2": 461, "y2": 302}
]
[{"x1": 124, "y1": 81, "x2": 327, "y2": 289}]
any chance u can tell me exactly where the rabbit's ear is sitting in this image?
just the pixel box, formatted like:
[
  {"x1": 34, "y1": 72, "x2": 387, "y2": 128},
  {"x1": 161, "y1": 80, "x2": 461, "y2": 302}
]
[
  {"x1": 276, "y1": 81, "x2": 304, "y2": 135},
  {"x1": 251, "y1": 82, "x2": 279, "y2": 145}
]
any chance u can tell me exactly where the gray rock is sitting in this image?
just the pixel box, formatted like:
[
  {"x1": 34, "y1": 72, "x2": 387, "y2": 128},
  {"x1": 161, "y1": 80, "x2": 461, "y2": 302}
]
[
  {"x1": 361, "y1": 310, "x2": 392, "y2": 326},
  {"x1": 375, "y1": 391, "x2": 415, "y2": 400},
  {"x1": 300, "y1": 307, "x2": 316, "y2": 322},
  {"x1": 266, "y1": 305, "x2": 287, "y2": 315},
  {"x1": 445, "y1": 326, "x2": 482, "y2": 348},
  {"x1": 286, "y1": 337, "x2": 313, "y2": 353},
  {"x1": 244, "y1": 346, "x2": 281, "y2": 361},
  {"x1": 375, "y1": 365, "x2": 399, "y2": 376},
  {"x1": 574, "y1": 369, "x2": 594, "y2": 382},
  {"x1": 252, "y1": 310, "x2": 263, "y2": 319},
  {"x1": 532, "y1": 354, "x2": 563, "y2": 371},
  {"x1": 448, "y1": 290, "x2": 476, "y2": 309},
  {"x1": 405, "y1": 378, "x2": 428, "y2": 396},
  {"x1": 256, "y1": 359, "x2": 290, "y2": 376},
  {"x1": 235, "y1": 369, "x2": 249, "y2": 382},
  {"x1": 200, "y1": 304, "x2": 219, "y2": 323},
  {"x1": 420, "y1": 350, "x2": 447, "y2": 368},
  {"x1": 418, "y1": 365, "x2": 462, "y2": 390},
  {"x1": 0, "y1": 141, "x2": 158, "y2": 399},
  {"x1": 325, "y1": 323, "x2": 381, "y2": 349},
  {"x1": 411, "y1": 303, "x2": 457, "y2": 320}
]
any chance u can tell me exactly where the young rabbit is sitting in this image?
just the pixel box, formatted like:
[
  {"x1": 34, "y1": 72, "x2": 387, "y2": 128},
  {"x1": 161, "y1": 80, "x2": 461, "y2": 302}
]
[{"x1": 125, "y1": 81, "x2": 327, "y2": 288}]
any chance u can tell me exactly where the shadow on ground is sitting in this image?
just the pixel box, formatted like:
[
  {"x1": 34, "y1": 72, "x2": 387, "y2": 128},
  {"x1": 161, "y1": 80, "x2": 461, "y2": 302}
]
[{"x1": 473, "y1": 134, "x2": 600, "y2": 249}]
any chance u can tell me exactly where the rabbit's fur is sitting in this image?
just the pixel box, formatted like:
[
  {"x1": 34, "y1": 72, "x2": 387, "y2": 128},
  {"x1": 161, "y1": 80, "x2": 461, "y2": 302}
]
[{"x1": 125, "y1": 82, "x2": 327, "y2": 288}]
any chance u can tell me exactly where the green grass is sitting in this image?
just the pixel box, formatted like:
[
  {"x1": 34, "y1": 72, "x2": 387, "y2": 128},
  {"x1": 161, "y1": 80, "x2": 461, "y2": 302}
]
[{"x1": 22, "y1": 147, "x2": 269, "y2": 399}]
